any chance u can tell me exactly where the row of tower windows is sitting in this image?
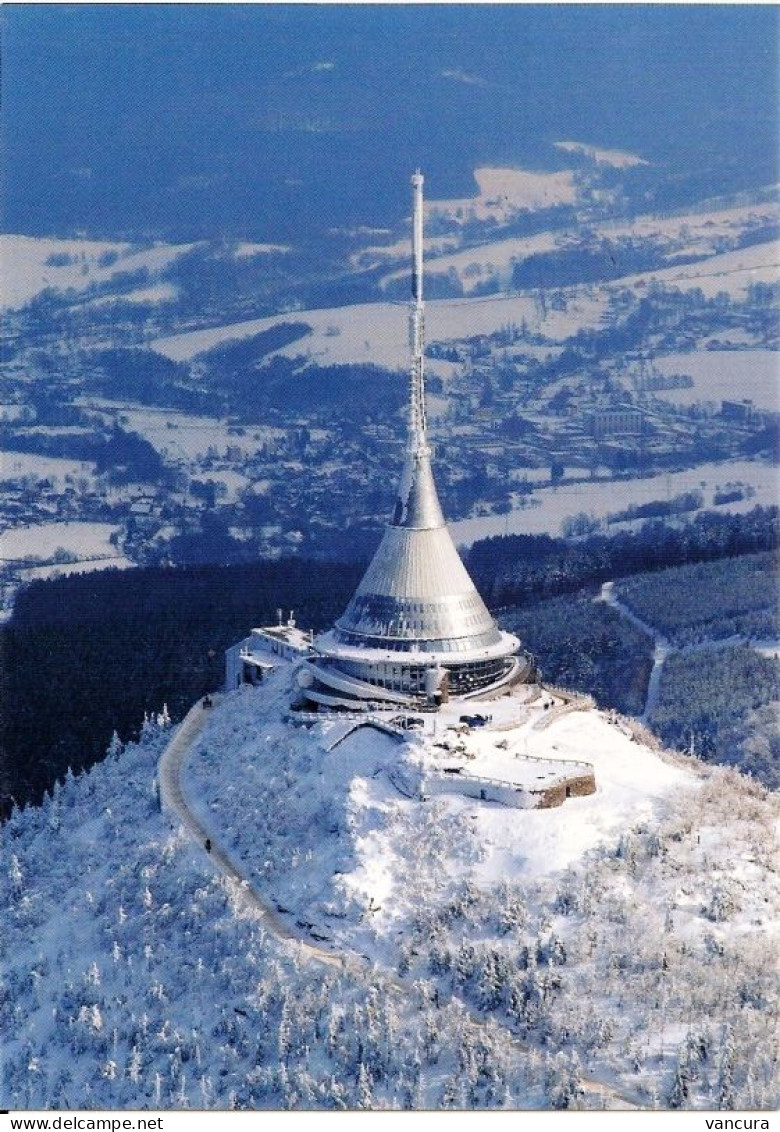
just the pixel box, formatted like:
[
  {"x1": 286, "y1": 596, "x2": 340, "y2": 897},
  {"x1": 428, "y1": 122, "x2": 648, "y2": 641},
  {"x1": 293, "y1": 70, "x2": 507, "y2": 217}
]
[
  {"x1": 336, "y1": 632, "x2": 499, "y2": 654},
  {"x1": 350, "y1": 596, "x2": 484, "y2": 619},
  {"x1": 365, "y1": 668, "x2": 425, "y2": 693},
  {"x1": 391, "y1": 610, "x2": 486, "y2": 635},
  {"x1": 447, "y1": 658, "x2": 513, "y2": 695},
  {"x1": 337, "y1": 660, "x2": 425, "y2": 694},
  {"x1": 338, "y1": 656, "x2": 512, "y2": 696}
]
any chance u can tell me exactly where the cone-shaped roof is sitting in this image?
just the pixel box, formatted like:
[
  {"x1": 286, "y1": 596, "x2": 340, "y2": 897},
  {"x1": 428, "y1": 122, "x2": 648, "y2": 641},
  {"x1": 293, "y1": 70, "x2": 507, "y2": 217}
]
[{"x1": 331, "y1": 452, "x2": 504, "y2": 651}]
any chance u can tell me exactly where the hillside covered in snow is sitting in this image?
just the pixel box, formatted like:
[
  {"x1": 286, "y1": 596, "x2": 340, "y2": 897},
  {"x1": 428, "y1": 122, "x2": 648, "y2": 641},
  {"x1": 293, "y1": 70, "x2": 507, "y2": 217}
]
[{"x1": 3, "y1": 662, "x2": 779, "y2": 1111}]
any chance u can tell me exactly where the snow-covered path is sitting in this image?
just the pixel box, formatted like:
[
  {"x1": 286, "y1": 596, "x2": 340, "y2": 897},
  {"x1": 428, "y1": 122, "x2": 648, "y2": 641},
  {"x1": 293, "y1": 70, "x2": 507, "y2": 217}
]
[
  {"x1": 598, "y1": 581, "x2": 670, "y2": 720},
  {"x1": 597, "y1": 580, "x2": 780, "y2": 721},
  {"x1": 158, "y1": 697, "x2": 346, "y2": 971}
]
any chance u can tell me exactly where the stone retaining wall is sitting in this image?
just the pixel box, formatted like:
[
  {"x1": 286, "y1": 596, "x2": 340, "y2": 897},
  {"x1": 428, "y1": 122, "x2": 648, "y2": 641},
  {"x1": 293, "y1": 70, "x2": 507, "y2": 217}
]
[
  {"x1": 533, "y1": 772, "x2": 596, "y2": 808},
  {"x1": 427, "y1": 764, "x2": 596, "y2": 810}
]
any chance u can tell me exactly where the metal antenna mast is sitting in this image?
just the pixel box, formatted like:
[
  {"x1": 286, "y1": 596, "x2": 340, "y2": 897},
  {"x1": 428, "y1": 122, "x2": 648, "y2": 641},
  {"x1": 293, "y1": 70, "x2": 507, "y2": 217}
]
[{"x1": 409, "y1": 171, "x2": 428, "y2": 449}]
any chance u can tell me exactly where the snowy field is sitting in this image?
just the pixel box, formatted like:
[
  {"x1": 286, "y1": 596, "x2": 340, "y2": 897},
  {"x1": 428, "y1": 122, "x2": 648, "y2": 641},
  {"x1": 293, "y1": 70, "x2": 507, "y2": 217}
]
[
  {"x1": 553, "y1": 141, "x2": 648, "y2": 168},
  {"x1": 429, "y1": 166, "x2": 579, "y2": 225},
  {"x1": 200, "y1": 469, "x2": 251, "y2": 503},
  {"x1": 151, "y1": 288, "x2": 607, "y2": 369},
  {"x1": 351, "y1": 232, "x2": 460, "y2": 272},
  {"x1": 97, "y1": 406, "x2": 284, "y2": 462},
  {"x1": 1, "y1": 234, "x2": 196, "y2": 310},
  {"x1": 0, "y1": 404, "x2": 29, "y2": 422},
  {"x1": 363, "y1": 156, "x2": 762, "y2": 279},
  {"x1": 83, "y1": 282, "x2": 179, "y2": 307},
  {"x1": 598, "y1": 199, "x2": 778, "y2": 246},
  {"x1": 381, "y1": 198, "x2": 779, "y2": 296},
  {"x1": 654, "y1": 349, "x2": 779, "y2": 410},
  {"x1": 450, "y1": 458, "x2": 780, "y2": 544},
  {"x1": 1, "y1": 450, "x2": 97, "y2": 483},
  {"x1": 0, "y1": 521, "x2": 121, "y2": 561},
  {"x1": 17, "y1": 555, "x2": 135, "y2": 582},
  {"x1": 380, "y1": 230, "x2": 560, "y2": 293},
  {"x1": 626, "y1": 239, "x2": 779, "y2": 299},
  {"x1": 151, "y1": 234, "x2": 777, "y2": 371},
  {"x1": 234, "y1": 241, "x2": 291, "y2": 258}
]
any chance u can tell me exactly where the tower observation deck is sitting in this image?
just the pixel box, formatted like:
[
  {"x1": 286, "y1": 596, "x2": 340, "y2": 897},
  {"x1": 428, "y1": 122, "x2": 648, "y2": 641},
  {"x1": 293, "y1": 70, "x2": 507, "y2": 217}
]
[{"x1": 296, "y1": 173, "x2": 525, "y2": 711}]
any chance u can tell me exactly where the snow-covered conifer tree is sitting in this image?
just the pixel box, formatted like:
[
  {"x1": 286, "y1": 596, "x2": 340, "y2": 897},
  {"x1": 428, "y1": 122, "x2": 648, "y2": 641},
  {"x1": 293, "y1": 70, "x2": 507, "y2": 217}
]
[
  {"x1": 139, "y1": 712, "x2": 157, "y2": 741},
  {"x1": 477, "y1": 950, "x2": 504, "y2": 1010},
  {"x1": 668, "y1": 1048, "x2": 691, "y2": 1108},
  {"x1": 277, "y1": 996, "x2": 292, "y2": 1064},
  {"x1": 107, "y1": 732, "x2": 124, "y2": 759},
  {"x1": 454, "y1": 940, "x2": 476, "y2": 985},
  {"x1": 8, "y1": 854, "x2": 23, "y2": 897},
  {"x1": 718, "y1": 1025, "x2": 736, "y2": 1110},
  {"x1": 544, "y1": 1050, "x2": 582, "y2": 1110},
  {"x1": 356, "y1": 1062, "x2": 373, "y2": 1110}
]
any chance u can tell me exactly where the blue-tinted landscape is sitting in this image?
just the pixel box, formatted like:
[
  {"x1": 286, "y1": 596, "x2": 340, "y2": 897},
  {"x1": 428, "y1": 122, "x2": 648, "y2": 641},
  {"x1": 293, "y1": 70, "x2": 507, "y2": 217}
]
[
  {"x1": 3, "y1": 5, "x2": 780, "y2": 1114},
  {"x1": 4, "y1": 4, "x2": 779, "y2": 239}
]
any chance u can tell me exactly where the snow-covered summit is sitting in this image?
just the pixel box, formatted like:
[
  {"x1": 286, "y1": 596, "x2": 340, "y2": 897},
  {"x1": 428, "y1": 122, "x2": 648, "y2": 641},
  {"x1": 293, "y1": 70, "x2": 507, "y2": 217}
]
[
  {"x1": 184, "y1": 664, "x2": 697, "y2": 963},
  {"x1": 4, "y1": 660, "x2": 779, "y2": 1110}
]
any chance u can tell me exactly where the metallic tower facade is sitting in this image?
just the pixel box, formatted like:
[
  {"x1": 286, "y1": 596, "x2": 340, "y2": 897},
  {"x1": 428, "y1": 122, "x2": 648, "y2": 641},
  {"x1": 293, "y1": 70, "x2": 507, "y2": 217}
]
[{"x1": 298, "y1": 173, "x2": 524, "y2": 710}]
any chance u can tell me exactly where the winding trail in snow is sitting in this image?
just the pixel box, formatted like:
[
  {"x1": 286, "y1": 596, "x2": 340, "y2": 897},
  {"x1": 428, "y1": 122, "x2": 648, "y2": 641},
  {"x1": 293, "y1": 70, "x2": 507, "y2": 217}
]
[
  {"x1": 597, "y1": 581, "x2": 780, "y2": 723},
  {"x1": 158, "y1": 694, "x2": 642, "y2": 1109},
  {"x1": 598, "y1": 581, "x2": 671, "y2": 721},
  {"x1": 158, "y1": 695, "x2": 346, "y2": 971}
]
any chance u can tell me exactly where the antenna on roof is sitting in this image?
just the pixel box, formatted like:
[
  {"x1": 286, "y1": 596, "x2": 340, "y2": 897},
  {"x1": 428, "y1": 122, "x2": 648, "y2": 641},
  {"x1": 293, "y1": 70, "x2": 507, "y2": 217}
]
[
  {"x1": 411, "y1": 170, "x2": 424, "y2": 304},
  {"x1": 409, "y1": 171, "x2": 427, "y2": 448}
]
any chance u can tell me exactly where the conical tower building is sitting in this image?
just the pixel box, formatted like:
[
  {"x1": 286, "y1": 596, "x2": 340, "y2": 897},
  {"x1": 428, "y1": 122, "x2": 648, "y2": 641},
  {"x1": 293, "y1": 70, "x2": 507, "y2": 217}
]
[{"x1": 297, "y1": 173, "x2": 524, "y2": 711}]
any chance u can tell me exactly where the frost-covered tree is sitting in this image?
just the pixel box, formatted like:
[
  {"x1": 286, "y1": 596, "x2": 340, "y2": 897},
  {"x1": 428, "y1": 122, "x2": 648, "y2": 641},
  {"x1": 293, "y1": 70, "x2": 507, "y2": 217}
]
[
  {"x1": 668, "y1": 1048, "x2": 691, "y2": 1109},
  {"x1": 107, "y1": 732, "x2": 124, "y2": 759},
  {"x1": 544, "y1": 1051, "x2": 582, "y2": 1110},
  {"x1": 718, "y1": 1025, "x2": 736, "y2": 1110},
  {"x1": 8, "y1": 854, "x2": 23, "y2": 897},
  {"x1": 356, "y1": 1062, "x2": 373, "y2": 1110}
]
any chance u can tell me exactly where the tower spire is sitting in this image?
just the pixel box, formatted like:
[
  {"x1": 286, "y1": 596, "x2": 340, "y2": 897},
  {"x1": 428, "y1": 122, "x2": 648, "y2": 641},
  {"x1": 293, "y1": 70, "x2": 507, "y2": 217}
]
[
  {"x1": 409, "y1": 170, "x2": 427, "y2": 449},
  {"x1": 301, "y1": 169, "x2": 524, "y2": 710},
  {"x1": 391, "y1": 170, "x2": 443, "y2": 529}
]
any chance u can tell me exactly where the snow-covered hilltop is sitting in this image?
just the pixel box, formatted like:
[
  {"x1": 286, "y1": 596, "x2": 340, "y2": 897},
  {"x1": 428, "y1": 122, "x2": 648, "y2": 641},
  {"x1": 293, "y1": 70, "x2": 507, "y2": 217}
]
[
  {"x1": 183, "y1": 671, "x2": 690, "y2": 962},
  {"x1": 3, "y1": 165, "x2": 779, "y2": 1108},
  {"x1": 5, "y1": 662, "x2": 778, "y2": 1110}
]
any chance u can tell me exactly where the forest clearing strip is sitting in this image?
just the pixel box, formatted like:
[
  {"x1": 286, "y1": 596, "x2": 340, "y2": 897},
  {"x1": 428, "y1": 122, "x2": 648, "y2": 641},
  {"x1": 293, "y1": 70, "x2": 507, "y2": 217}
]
[
  {"x1": 596, "y1": 581, "x2": 778, "y2": 722},
  {"x1": 158, "y1": 695, "x2": 641, "y2": 1109}
]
